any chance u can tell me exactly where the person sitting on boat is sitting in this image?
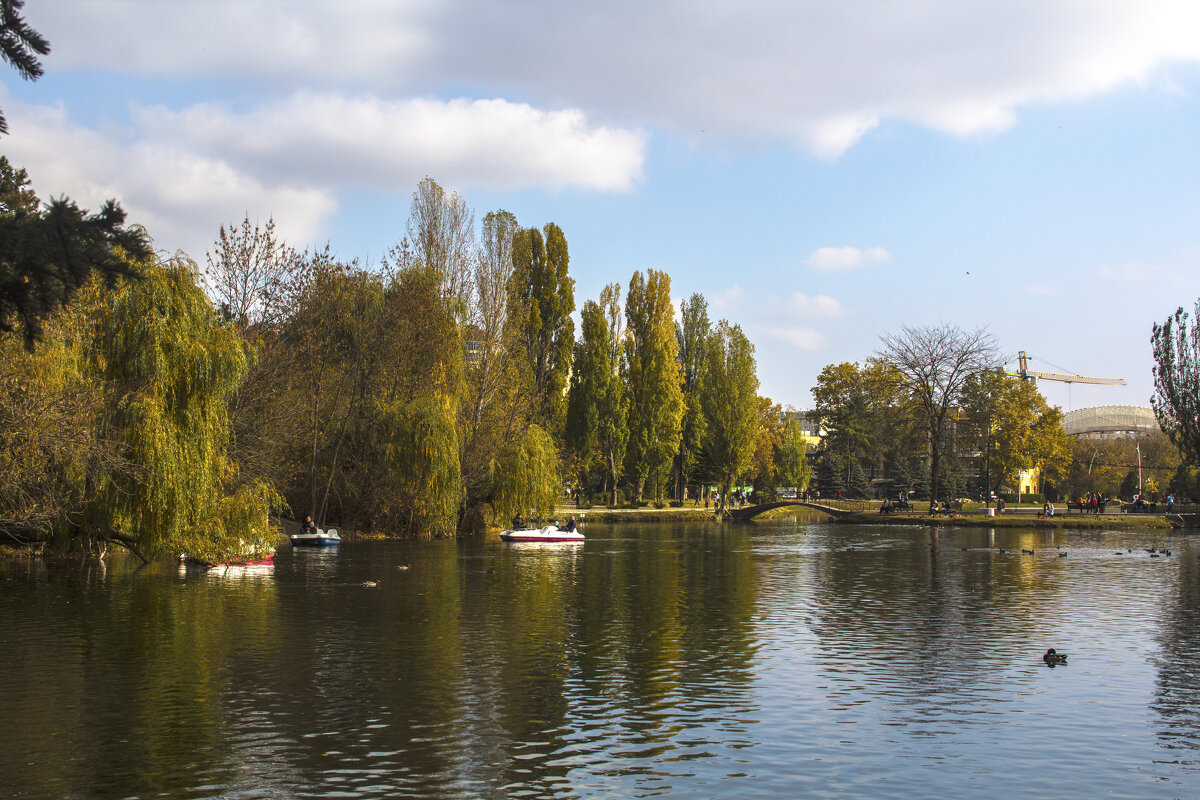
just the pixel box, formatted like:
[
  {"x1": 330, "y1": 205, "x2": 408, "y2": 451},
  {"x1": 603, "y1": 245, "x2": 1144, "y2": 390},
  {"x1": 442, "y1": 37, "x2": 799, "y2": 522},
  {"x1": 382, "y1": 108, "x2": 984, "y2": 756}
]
[
  {"x1": 557, "y1": 515, "x2": 577, "y2": 533},
  {"x1": 512, "y1": 512, "x2": 525, "y2": 530},
  {"x1": 300, "y1": 515, "x2": 317, "y2": 535}
]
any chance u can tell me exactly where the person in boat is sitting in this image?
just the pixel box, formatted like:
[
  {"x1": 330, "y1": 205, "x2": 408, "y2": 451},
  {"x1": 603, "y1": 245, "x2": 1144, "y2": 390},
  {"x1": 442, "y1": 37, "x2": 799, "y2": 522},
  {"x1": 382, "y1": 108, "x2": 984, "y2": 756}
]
[
  {"x1": 512, "y1": 512, "x2": 525, "y2": 530},
  {"x1": 557, "y1": 515, "x2": 577, "y2": 533},
  {"x1": 300, "y1": 515, "x2": 317, "y2": 535}
]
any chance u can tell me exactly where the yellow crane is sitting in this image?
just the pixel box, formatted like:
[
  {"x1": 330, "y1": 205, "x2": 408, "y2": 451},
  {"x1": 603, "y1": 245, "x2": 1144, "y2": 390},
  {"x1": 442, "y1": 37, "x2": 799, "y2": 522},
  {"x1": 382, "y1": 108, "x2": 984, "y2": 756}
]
[{"x1": 1012, "y1": 351, "x2": 1125, "y2": 386}]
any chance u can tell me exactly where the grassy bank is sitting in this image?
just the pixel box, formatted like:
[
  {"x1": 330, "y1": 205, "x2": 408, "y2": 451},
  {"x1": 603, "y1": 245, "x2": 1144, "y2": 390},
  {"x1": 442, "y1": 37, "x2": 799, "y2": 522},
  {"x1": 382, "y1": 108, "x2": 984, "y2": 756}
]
[
  {"x1": 559, "y1": 506, "x2": 717, "y2": 524},
  {"x1": 835, "y1": 511, "x2": 1176, "y2": 530}
]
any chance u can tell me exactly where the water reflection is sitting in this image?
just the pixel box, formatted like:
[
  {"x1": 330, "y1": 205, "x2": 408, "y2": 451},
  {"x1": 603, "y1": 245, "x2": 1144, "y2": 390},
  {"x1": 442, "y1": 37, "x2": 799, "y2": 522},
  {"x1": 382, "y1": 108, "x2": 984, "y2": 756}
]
[{"x1": 1, "y1": 523, "x2": 1198, "y2": 798}]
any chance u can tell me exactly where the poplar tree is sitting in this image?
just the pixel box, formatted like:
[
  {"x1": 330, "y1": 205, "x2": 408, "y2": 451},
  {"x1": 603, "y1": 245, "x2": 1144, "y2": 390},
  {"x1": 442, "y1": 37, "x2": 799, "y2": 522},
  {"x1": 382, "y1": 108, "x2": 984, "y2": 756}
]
[
  {"x1": 625, "y1": 269, "x2": 684, "y2": 502},
  {"x1": 675, "y1": 293, "x2": 710, "y2": 500},
  {"x1": 565, "y1": 299, "x2": 609, "y2": 490},
  {"x1": 508, "y1": 223, "x2": 574, "y2": 431},
  {"x1": 699, "y1": 320, "x2": 759, "y2": 516},
  {"x1": 596, "y1": 284, "x2": 629, "y2": 505}
]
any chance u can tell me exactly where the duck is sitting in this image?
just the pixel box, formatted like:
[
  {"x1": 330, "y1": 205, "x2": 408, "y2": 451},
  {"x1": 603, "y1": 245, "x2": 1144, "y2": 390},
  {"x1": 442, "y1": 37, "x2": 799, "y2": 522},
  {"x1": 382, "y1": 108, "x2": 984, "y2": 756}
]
[
  {"x1": 1058, "y1": 552, "x2": 1067, "y2": 557},
  {"x1": 397, "y1": 564, "x2": 410, "y2": 571},
  {"x1": 1022, "y1": 549, "x2": 1035, "y2": 555},
  {"x1": 1043, "y1": 648, "x2": 1068, "y2": 666},
  {"x1": 362, "y1": 580, "x2": 379, "y2": 588}
]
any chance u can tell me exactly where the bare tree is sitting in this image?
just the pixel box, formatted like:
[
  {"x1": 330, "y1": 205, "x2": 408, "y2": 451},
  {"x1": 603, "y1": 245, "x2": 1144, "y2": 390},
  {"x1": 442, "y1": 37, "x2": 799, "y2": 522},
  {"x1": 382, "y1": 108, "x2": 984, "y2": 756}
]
[
  {"x1": 391, "y1": 177, "x2": 476, "y2": 314},
  {"x1": 1152, "y1": 300, "x2": 1200, "y2": 466},
  {"x1": 877, "y1": 324, "x2": 999, "y2": 501},
  {"x1": 203, "y1": 216, "x2": 303, "y2": 330}
]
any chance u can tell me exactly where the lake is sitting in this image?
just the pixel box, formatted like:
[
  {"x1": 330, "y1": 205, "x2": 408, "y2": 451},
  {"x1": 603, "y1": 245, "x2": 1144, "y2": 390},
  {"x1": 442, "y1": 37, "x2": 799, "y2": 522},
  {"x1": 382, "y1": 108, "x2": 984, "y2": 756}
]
[{"x1": 2, "y1": 519, "x2": 1198, "y2": 799}]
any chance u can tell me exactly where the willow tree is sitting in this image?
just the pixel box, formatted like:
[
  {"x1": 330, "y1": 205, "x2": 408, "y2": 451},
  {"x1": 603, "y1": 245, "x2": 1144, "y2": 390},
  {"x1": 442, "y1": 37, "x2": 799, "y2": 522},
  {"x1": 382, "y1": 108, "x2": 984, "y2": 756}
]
[
  {"x1": 625, "y1": 269, "x2": 684, "y2": 502},
  {"x1": 700, "y1": 321, "x2": 759, "y2": 516},
  {"x1": 379, "y1": 395, "x2": 462, "y2": 538},
  {"x1": 492, "y1": 424, "x2": 560, "y2": 523},
  {"x1": 1152, "y1": 300, "x2": 1200, "y2": 466},
  {"x1": 94, "y1": 257, "x2": 280, "y2": 561},
  {"x1": 508, "y1": 222, "x2": 574, "y2": 431}
]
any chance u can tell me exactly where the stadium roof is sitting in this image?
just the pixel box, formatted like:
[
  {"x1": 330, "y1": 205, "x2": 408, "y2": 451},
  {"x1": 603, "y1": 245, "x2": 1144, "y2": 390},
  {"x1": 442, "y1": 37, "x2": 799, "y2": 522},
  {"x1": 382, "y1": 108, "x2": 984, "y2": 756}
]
[{"x1": 1061, "y1": 405, "x2": 1159, "y2": 436}]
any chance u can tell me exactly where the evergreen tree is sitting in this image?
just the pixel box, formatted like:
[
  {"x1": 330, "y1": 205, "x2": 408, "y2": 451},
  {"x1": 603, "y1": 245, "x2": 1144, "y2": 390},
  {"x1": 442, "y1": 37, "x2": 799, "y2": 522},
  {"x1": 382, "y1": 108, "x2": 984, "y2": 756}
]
[
  {"x1": 848, "y1": 460, "x2": 871, "y2": 499},
  {"x1": 0, "y1": 0, "x2": 50, "y2": 136},
  {"x1": 814, "y1": 450, "x2": 845, "y2": 497},
  {"x1": 0, "y1": 157, "x2": 152, "y2": 349}
]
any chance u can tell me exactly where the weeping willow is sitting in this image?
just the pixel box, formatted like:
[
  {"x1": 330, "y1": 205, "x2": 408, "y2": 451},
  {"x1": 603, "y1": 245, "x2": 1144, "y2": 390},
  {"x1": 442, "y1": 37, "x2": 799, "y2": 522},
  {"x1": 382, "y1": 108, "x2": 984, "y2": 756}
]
[
  {"x1": 491, "y1": 424, "x2": 560, "y2": 523},
  {"x1": 379, "y1": 395, "x2": 462, "y2": 538},
  {"x1": 94, "y1": 257, "x2": 281, "y2": 560}
]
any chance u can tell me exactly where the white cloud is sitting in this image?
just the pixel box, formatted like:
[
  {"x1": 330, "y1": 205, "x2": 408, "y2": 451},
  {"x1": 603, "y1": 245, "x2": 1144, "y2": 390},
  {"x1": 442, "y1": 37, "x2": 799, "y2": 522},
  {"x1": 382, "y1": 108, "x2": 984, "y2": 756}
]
[
  {"x1": 133, "y1": 94, "x2": 645, "y2": 193},
  {"x1": 30, "y1": 2, "x2": 1200, "y2": 156},
  {"x1": 1, "y1": 88, "x2": 644, "y2": 257},
  {"x1": 806, "y1": 246, "x2": 893, "y2": 272},
  {"x1": 764, "y1": 326, "x2": 827, "y2": 351},
  {"x1": 709, "y1": 284, "x2": 748, "y2": 311},
  {"x1": 787, "y1": 292, "x2": 844, "y2": 317}
]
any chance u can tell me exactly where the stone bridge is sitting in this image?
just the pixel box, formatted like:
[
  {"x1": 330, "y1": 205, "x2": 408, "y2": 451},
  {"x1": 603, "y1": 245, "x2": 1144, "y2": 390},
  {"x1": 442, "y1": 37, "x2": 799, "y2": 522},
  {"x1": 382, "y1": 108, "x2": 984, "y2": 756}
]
[{"x1": 727, "y1": 499, "x2": 866, "y2": 521}]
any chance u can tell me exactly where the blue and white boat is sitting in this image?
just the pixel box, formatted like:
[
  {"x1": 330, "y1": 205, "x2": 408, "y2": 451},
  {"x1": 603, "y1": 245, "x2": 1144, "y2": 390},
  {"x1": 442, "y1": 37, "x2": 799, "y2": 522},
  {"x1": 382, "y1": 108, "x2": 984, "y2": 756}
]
[{"x1": 290, "y1": 528, "x2": 341, "y2": 547}]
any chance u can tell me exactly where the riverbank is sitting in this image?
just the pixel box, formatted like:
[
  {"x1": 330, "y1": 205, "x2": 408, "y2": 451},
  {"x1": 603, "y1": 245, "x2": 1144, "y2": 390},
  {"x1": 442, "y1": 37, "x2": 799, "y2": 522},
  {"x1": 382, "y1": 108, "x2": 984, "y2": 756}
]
[
  {"x1": 834, "y1": 511, "x2": 1176, "y2": 530},
  {"x1": 559, "y1": 506, "x2": 716, "y2": 523}
]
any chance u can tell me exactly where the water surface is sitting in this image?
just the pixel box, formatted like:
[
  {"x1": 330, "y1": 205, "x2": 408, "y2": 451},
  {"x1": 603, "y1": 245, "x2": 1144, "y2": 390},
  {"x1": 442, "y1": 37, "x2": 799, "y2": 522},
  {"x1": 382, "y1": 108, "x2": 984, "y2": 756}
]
[{"x1": 1, "y1": 521, "x2": 1197, "y2": 798}]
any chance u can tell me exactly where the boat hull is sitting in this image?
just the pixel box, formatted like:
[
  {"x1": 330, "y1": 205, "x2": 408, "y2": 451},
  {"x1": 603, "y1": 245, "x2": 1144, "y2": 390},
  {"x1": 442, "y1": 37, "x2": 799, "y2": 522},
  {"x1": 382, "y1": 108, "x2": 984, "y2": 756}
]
[
  {"x1": 290, "y1": 535, "x2": 340, "y2": 547},
  {"x1": 499, "y1": 526, "x2": 584, "y2": 543}
]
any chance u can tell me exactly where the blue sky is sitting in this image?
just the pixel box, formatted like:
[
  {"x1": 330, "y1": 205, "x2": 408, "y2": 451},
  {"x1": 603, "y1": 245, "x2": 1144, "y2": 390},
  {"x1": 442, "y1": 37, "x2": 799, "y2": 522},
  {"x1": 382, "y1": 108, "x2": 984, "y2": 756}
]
[{"x1": 5, "y1": 1, "x2": 1200, "y2": 412}]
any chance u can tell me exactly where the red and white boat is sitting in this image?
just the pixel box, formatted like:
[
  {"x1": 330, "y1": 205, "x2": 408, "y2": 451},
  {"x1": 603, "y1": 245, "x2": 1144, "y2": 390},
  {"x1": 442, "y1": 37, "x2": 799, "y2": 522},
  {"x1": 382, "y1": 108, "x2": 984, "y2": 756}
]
[{"x1": 499, "y1": 524, "x2": 584, "y2": 543}]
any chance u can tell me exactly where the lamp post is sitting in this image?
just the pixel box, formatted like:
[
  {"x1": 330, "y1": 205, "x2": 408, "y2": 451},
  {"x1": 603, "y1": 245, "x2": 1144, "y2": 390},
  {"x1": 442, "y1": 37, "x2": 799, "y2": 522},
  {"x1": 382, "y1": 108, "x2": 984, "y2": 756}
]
[{"x1": 1137, "y1": 442, "x2": 1142, "y2": 496}]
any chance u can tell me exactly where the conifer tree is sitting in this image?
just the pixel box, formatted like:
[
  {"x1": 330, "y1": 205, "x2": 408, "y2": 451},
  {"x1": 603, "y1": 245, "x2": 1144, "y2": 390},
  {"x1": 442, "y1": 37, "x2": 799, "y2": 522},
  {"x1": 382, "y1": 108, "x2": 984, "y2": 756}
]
[
  {"x1": 0, "y1": 0, "x2": 50, "y2": 136},
  {"x1": 0, "y1": 157, "x2": 151, "y2": 349}
]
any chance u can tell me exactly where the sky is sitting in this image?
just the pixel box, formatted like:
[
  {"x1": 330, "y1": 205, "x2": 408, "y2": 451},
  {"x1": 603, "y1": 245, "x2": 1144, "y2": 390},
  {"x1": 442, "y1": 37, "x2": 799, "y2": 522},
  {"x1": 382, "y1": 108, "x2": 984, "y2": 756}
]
[{"x1": 5, "y1": 0, "x2": 1200, "y2": 413}]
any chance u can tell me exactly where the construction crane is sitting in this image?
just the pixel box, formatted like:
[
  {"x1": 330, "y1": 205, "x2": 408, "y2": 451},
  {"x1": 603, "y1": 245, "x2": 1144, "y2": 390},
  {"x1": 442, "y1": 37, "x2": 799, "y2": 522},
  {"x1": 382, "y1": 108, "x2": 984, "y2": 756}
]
[{"x1": 1011, "y1": 351, "x2": 1126, "y2": 386}]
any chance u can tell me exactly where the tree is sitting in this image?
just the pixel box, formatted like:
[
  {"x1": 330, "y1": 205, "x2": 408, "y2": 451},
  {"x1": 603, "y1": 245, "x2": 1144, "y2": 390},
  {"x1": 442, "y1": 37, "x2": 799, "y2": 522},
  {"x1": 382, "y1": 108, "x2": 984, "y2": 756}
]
[
  {"x1": 0, "y1": 0, "x2": 50, "y2": 136},
  {"x1": 459, "y1": 209, "x2": 527, "y2": 513},
  {"x1": 751, "y1": 396, "x2": 782, "y2": 494},
  {"x1": 0, "y1": 157, "x2": 152, "y2": 349},
  {"x1": 595, "y1": 284, "x2": 629, "y2": 505},
  {"x1": 397, "y1": 177, "x2": 476, "y2": 312},
  {"x1": 775, "y1": 414, "x2": 813, "y2": 491},
  {"x1": 492, "y1": 424, "x2": 560, "y2": 524},
  {"x1": 203, "y1": 215, "x2": 302, "y2": 330},
  {"x1": 94, "y1": 257, "x2": 280, "y2": 561},
  {"x1": 675, "y1": 293, "x2": 710, "y2": 499},
  {"x1": 1152, "y1": 300, "x2": 1200, "y2": 465},
  {"x1": 508, "y1": 223, "x2": 575, "y2": 430},
  {"x1": 699, "y1": 320, "x2": 759, "y2": 516},
  {"x1": 877, "y1": 324, "x2": 998, "y2": 502},
  {"x1": 566, "y1": 298, "x2": 610, "y2": 493},
  {"x1": 625, "y1": 269, "x2": 684, "y2": 502}
]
